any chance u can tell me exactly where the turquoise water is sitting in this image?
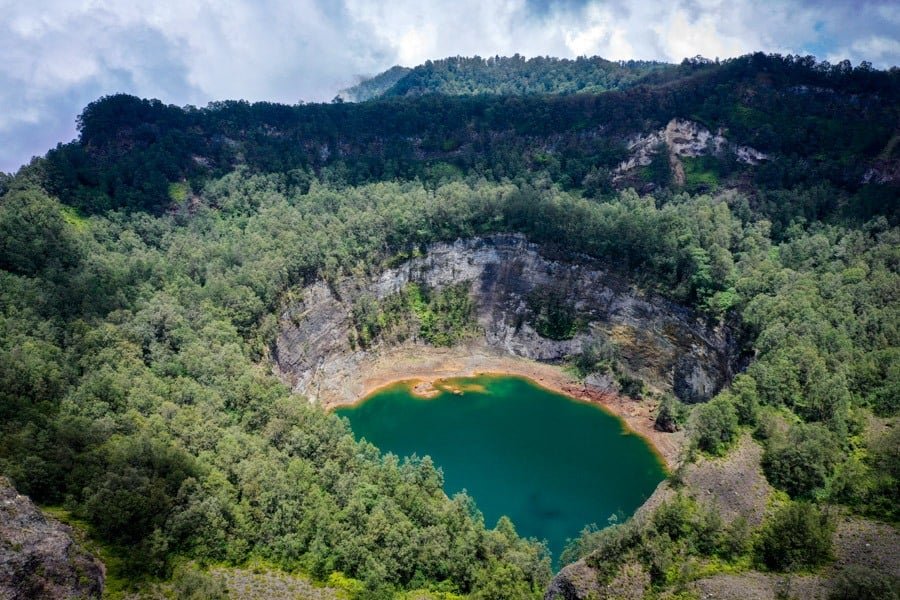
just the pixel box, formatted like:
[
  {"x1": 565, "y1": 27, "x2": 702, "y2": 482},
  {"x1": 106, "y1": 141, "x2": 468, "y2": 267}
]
[{"x1": 335, "y1": 375, "x2": 666, "y2": 563}]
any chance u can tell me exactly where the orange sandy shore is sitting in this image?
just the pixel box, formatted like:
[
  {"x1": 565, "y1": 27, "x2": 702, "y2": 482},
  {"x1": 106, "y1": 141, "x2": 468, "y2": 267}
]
[{"x1": 319, "y1": 345, "x2": 684, "y2": 469}]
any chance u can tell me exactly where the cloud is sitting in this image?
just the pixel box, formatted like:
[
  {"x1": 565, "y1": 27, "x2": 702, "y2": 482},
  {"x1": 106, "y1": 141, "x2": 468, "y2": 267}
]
[{"x1": 1, "y1": 0, "x2": 897, "y2": 173}]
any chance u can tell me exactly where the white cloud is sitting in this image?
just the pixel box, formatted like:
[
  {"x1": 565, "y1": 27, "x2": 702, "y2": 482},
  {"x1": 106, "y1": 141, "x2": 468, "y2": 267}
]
[{"x1": 0, "y1": 0, "x2": 897, "y2": 173}]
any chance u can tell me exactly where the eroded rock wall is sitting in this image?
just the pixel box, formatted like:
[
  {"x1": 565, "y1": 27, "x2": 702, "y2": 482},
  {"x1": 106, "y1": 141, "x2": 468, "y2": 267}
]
[
  {"x1": 0, "y1": 477, "x2": 104, "y2": 599},
  {"x1": 274, "y1": 234, "x2": 738, "y2": 405},
  {"x1": 613, "y1": 118, "x2": 768, "y2": 185}
]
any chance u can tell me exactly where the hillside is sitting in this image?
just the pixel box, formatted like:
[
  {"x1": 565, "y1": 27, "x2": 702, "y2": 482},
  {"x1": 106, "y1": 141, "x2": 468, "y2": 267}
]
[
  {"x1": 1, "y1": 53, "x2": 898, "y2": 599},
  {"x1": 337, "y1": 65, "x2": 412, "y2": 102},
  {"x1": 338, "y1": 55, "x2": 672, "y2": 99},
  {"x1": 39, "y1": 54, "x2": 899, "y2": 228}
]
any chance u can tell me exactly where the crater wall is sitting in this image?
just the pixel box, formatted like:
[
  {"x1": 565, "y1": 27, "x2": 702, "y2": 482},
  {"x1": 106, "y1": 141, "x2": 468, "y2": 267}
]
[{"x1": 274, "y1": 234, "x2": 740, "y2": 405}]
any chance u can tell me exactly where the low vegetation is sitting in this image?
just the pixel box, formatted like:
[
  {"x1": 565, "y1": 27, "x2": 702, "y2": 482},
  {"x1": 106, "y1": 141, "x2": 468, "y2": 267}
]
[{"x1": 351, "y1": 282, "x2": 477, "y2": 349}]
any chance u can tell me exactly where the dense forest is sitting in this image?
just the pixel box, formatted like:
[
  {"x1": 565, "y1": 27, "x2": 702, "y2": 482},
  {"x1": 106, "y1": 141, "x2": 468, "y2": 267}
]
[
  {"x1": 1, "y1": 53, "x2": 898, "y2": 598},
  {"x1": 338, "y1": 55, "x2": 671, "y2": 100}
]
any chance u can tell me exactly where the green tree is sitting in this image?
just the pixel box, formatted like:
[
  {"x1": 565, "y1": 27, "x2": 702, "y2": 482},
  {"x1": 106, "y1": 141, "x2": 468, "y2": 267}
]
[
  {"x1": 693, "y1": 397, "x2": 740, "y2": 455},
  {"x1": 756, "y1": 502, "x2": 834, "y2": 571},
  {"x1": 762, "y1": 423, "x2": 840, "y2": 498}
]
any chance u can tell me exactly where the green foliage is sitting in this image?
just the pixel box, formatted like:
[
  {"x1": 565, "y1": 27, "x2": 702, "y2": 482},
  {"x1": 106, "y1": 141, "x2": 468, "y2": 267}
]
[
  {"x1": 171, "y1": 566, "x2": 228, "y2": 600},
  {"x1": 0, "y1": 178, "x2": 555, "y2": 593},
  {"x1": 0, "y1": 188, "x2": 81, "y2": 276},
  {"x1": 762, "y1": 423, "x2": 841, "y2": 499},
  {"x1": 576, "y1": 521, "x2": 643, "y2": 583},
  {"x1": 681, "y1": 156, "x2": 723, "y2": 194},
  {"x1": 168, "y1": 182, "x2": 190, "y2": 203},
  {"x1": 340, "y1": 65, "x2": 412, "y2": 102},
  {"x1": 642, "y1": 144, "x2": 672, "y2": 189},
  {"x1": 416, "y1": 283, "x2": 477, "y2": 346},
  {"x1": 829, "y1": 565, "x2": 899, "y2": 600},
  {"x1": 829, "y1": 425, "x2": 900, "y2": 522},
  {"x1": 40, "y1": 54, "x2": 900, "y2": 222},
  {"x1": 376, "y1": 55, "x2": 671, "y2": 98},
  {"x1": 1, "y1": 165, "x2": 895, "y2": 591},
  {"x1": 693, "y1": 397, "x2": 740, "y2": 455},
  {"x1": 655, "y1": 395, "x2": 687, "y2": 433},
  {"x1": 568, "y1": 338, "x2": 620, "y2": 379},
  {"x1": 573, "y1": 494, "x2": 750, "y2": 588},
  {"x1": 616, "y1": 373, "x2": 647, "y2": 399},
  {"x1": 568, "y1": 337, "x2": 646, "y2": 398},
  {"x1": 723, "y1": 374, "x2": 760, "y2": 426},
  {"x1": 526, "y1": 285, "x2": 582, "y2": 340},
  {"x1": 351, "y1": 282, "x2": 476, "y2": 349},
  {"x1": 2, "y1": 52, "x2": 899, "y2": 594},
  {"x1": 756, "y1": 502, "x2": 834, "y2": 572}
]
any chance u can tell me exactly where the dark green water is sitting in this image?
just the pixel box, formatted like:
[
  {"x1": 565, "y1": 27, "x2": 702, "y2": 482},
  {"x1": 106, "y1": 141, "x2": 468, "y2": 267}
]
[{"x1": 336, "y1": 375, "x2": 666, "y2": 563}]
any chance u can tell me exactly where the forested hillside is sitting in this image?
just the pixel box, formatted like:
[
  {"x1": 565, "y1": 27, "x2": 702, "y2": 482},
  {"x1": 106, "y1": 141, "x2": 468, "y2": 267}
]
[
  {"x1": 39, "y1": 54, "x2": 898, "y2": 224},
  {"x1": 1, "y1": 53, "x2": 898, "y2": 598},
  {"x1": 339, "y1": 55, "x2": 671, "y2": 100}
]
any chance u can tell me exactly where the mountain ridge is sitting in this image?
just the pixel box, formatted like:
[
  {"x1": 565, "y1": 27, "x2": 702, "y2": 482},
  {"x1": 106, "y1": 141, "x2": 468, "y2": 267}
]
[{"x1": 336, "y1": 54, "x2": 674, "y2": 101}]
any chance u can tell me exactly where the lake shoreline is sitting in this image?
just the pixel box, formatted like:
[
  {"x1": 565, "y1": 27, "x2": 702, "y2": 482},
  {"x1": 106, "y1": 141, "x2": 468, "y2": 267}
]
[
  {"x1": 319, "y1": 344, "x2": 684, "y2": 469},
  {"x1": 337, "y1": 371, "x2": 669, "y2": 563}
]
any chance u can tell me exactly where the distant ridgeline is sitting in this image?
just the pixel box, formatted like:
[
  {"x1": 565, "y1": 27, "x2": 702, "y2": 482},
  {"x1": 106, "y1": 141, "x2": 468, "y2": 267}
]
[
  {"x1": 336, "y1": 55, "x2": 671, "y2": 100},
  {"x1": 38, "y1": 53, "x2": 899, "y2": 224}
]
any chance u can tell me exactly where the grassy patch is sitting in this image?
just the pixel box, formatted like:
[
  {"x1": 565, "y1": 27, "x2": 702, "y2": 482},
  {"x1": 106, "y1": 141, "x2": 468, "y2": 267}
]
[
  {"x1": 41, "y1": 506, "x2": 138, "y2": 598},
  {"x1": 682, "y1": 156, "x2": 720, "y2": 194},
  {"x1": 60, "y1": 205, "x2": 89, "y2": 232},
  {"x1": 168, "y1": 181, "x2": 191, "y2": 203}
]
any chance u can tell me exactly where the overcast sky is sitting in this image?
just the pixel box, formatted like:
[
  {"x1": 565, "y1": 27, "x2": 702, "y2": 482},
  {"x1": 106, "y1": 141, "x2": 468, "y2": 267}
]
[{"x1": 2, "y1": 0, "x2": 898, "y2": 173}]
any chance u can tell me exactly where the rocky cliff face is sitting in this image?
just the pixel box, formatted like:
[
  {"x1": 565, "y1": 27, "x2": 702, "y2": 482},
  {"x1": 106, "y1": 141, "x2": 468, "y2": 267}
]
[
  {"x1": 613, "y1": 118, "x2": 767, "y2": 186},
  {"x1": 274, "y1": 234, "x2": 738, "y2": 405},
  {"x1": 0, "y1": 477, "x2": 104, "y2": 599}
]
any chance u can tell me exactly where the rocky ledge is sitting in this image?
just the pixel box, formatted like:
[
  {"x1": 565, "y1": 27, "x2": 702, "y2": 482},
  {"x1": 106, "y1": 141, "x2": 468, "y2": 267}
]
[{"x1": 0, "y1": 477, "x2": 104, "y2": 600}]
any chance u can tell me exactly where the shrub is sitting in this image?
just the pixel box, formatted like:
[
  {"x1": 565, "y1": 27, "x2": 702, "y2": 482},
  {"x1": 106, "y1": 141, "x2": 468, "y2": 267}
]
[
  {"x1": 729, "y1": 374, "x2": 760, "y2": 425},
  {"x1": 762, "y1": 423, "x2": 841, "y2": 498},
  {"x1": 829, "y1": 565, "x2": 899, "y2": 600},
  {"x1": 580, "y1": 521, "x2": 643, "y2": 583},
  {"x1": 570, "y1": 337, "x2": 619, "y2": 378},
  {"x1": 655, "y1": 395, "x2": 686, "y2": 432},
  {"x1": 526, "y1": 286, "x2": 582, "y2": 340},
  {"x1": 693, "y1": 397, "x2": 740, "y2": 455},
  {"x1": 617, "y1": 373, "x2": 647, "y2": 399},
  {"x1": 756, "y1": 502, "x2": 834, "y2": 571},
  {"x1": 171, "y1": 565, "x2": 227, "y2": 600},
  {"x1": 652, "y1": 494, "x2": 697, "y2": 541}
]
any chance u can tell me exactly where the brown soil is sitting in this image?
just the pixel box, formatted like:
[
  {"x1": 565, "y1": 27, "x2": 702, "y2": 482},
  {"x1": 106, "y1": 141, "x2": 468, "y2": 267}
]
[
  {"x1": 319, "y1": 343, "x2": 685, "y2": 469},
  {"x1": 210, "y1": 567, "x2": 340, "y2": 600},
  {"x1": 832, "y1": 514, "x2": 900, "y2": 576},
  {"x1": 683, "y1": 433, "x2": 772, "y2": 527},
  {"x1": 690, "y1": 572, "x2": 825, "y2": 600}
]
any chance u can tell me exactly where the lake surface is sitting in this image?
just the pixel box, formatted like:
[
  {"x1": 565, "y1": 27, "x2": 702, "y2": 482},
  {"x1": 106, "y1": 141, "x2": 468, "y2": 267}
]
[{"x1": 336, "y1": 375, "x2": 666, "y2": 563}]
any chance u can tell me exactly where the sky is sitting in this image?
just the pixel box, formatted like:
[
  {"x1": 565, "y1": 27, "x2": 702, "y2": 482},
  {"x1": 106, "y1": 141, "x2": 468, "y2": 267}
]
[{"x1": 1, "y1": 0, "x2": 898, "y2": 173}]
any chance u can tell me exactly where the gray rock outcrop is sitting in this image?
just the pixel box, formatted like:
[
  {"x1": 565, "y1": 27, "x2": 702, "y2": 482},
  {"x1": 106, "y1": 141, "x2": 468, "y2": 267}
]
[
  {"x1": 613, "y1": 118, "x2": 768, "y2": 183},
  {"x1": 0, "y1": 477, "x2": 104, "y2": 600}
]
